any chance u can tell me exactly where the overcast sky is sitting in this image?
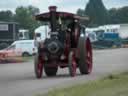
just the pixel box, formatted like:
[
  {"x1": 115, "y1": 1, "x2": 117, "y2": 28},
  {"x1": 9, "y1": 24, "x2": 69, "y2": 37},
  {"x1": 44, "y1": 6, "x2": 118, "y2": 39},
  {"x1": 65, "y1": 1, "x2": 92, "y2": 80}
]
[{"x1": 0, "y1": 0, "x2": 128, "y2": 13}]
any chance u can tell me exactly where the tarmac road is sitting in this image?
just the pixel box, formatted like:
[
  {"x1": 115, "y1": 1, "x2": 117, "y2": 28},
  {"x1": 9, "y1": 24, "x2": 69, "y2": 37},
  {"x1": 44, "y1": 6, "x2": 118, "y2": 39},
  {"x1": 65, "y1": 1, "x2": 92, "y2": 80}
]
[{"x1": 0, "y1": 48, "x2": 128, "y2": 96}]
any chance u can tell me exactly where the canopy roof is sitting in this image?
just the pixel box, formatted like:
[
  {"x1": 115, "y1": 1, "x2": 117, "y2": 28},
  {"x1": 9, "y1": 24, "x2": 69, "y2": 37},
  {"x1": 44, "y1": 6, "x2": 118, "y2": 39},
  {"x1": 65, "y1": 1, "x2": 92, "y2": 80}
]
[{"x1": 35, "y1": 11, "x2": 89, "y2": 21}]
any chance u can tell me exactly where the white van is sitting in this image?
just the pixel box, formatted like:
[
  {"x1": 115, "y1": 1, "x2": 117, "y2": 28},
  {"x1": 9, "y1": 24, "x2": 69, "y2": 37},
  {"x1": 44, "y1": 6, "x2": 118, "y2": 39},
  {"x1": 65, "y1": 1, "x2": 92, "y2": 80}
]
[{"x1": 1, "y1": 40, "x2": 37, "y2": 57}]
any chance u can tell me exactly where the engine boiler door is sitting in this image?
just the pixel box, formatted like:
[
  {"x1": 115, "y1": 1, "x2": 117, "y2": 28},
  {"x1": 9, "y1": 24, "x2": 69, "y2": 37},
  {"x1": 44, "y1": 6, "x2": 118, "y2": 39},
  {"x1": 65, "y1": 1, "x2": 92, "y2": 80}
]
[{"x1": 47, "y1": 41, "x2": 59, "y2": 54}]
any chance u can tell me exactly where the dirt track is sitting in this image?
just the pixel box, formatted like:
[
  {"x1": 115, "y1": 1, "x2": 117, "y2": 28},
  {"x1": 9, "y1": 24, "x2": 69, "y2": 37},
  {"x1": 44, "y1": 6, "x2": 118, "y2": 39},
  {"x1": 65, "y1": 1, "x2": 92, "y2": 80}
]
[{"x1": 0, "y1": 48, "x2": 128, "y2": 96}]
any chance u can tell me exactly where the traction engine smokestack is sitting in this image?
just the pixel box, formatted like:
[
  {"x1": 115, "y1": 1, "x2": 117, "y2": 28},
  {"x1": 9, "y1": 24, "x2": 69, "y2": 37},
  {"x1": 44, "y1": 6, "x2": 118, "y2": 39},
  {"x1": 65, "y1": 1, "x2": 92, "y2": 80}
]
[{"x1": 49, "y1": 6, "x2": 57, "y2": 32}]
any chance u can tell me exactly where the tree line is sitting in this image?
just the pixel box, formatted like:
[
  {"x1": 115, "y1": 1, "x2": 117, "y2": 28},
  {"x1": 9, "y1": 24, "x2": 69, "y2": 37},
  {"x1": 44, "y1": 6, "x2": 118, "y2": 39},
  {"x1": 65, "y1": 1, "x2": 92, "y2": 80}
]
[
  {"x1": 77, "y1": 0, "x2": 128, "y2": 27},
  {"x1": 0, "y1": 0, "x2": 128, "y2": 38},
  {"x1": 0, "y1": 5, "x2": 40, "y2": 39}
]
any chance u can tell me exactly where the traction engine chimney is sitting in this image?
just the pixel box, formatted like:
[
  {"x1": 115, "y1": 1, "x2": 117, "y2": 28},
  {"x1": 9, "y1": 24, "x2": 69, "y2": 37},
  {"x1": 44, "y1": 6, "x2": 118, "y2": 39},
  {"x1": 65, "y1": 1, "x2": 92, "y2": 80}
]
[{"x1": 49, "y1": 6, "x2": 57, "y2": 32}]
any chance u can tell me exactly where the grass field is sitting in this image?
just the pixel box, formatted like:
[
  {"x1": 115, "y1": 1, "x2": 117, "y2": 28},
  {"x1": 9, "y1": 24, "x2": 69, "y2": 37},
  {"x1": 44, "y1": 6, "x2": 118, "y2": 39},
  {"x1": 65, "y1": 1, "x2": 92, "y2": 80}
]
[
  {"x1": 38, "y1": 72, "x2": 128, "y2": 96},
  {"x1": 22, "y1": 56, "x2": 33, "y2": 61}
]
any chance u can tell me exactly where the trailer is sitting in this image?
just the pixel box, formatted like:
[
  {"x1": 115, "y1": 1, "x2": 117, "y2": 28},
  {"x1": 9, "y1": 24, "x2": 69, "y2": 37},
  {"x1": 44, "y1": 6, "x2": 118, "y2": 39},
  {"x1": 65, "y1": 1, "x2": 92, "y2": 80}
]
[{"x1": 0, "y1": 21, "x2": 19, "y2": 49}]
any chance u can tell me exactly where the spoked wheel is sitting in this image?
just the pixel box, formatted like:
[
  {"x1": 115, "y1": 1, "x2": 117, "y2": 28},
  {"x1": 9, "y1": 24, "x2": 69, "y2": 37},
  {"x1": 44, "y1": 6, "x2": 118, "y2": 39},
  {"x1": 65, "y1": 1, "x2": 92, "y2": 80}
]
[
  {"x1": 68, "y1": 51, "x2": 77, "y2": 77},
  {"x1": 78, "y1": 36, "x2": 93, "y2": 74},
  {"x1": 44, "y1": 66, "x2": 58, "y2": 77},
  {"x1": 86, "y1": 38, "x2": 93, "y2": 73},
  {"x1": 34, "y1": 54, "x2": 43, "y2": 79}
]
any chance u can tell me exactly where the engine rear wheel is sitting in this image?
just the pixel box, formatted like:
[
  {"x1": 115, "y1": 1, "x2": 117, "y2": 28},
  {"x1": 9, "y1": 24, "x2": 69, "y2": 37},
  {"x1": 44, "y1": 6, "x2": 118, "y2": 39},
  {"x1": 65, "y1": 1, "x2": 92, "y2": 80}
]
[
  {"x1": 44, "y1": 66, "x2": 58, "y2": 77},
  {"x1": 34, "y1": 54, "x2": 43, "y2": 78},
  {"x1": 78, "y1": 36, "x2": 93, "y2": 74}
]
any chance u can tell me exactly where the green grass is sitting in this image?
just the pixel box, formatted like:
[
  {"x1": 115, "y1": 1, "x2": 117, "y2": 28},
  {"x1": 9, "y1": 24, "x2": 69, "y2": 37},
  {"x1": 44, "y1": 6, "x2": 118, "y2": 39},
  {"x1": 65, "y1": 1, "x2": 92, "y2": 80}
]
[
  {"x1": 37, "y1": 72, "x2": 128, "y2": 96},
  {"x1": 22, "y1": 56, "x2": 33, "y2": 61},
  {"x1": 11, "y1": 56, "x2": 33, "y2": 62}
]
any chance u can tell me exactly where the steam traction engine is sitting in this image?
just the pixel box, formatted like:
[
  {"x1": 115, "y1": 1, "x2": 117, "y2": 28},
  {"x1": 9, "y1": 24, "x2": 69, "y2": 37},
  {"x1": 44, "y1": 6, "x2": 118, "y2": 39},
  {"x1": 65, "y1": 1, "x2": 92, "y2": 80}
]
[{"x1": 34, "y1": 6, "x2": 93, "y2": 78}]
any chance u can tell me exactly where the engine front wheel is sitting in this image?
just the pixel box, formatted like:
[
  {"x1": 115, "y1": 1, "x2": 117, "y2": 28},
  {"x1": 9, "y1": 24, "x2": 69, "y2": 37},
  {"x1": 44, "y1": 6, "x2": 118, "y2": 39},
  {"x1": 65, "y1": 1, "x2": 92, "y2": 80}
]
[
  {"x1": 68, "y1": 51, "x2": 77, "y2": 77},
  {"x1": 34, "y1": 54, "x2": 43, "y2": 79},
  {"x1": 44, "y1": 66, "x2": 58, "y2": 77}
]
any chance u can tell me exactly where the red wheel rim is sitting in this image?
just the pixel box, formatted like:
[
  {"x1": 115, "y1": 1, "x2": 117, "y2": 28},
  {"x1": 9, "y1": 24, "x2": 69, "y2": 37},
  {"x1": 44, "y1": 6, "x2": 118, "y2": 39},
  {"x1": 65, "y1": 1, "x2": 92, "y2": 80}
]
[
  {"x1": 37, "y1": 60, "x2": 43, "y2": 78},
  {"x1": 69, "y1": 52, "x2": 77, "y2": 77},
  {"x1": 72, "y1": 53, "x2": 77, "y2": 77},
  {"x1": 86, "y1": 38, "x2": 93, "y2": 73}
]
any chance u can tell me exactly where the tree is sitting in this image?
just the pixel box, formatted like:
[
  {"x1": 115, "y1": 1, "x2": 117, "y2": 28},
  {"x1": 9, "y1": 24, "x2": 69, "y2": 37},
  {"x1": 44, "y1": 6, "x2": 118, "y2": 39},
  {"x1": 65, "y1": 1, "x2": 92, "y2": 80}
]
[
  {"x1": 118, "y1": 6, "x2": 128, "y2": 23},
  {"x1": 0, "y1": 10, "x2": 14, "y2": 21},
  {"x1": 109, "y1": 6, "x2": 128, "y2": 24},
  {"x1": 27, "y1": 5, "x2": 39, "y2": 15},
  {"x1": 14, "y1": 6, "x2": 40, "y2": 39},
  {"x1": 85, "y1": 0, "x2": 109, "y2": 27},
  {"x1": 77, "y1": 8, "x2": 85, "y2": 16},
  {"x1": 76, "y1": 8, "x2": 90, "y2": 26},
  {"x1": 108, "y1": 8, "x2": 120, "y2": 24}
]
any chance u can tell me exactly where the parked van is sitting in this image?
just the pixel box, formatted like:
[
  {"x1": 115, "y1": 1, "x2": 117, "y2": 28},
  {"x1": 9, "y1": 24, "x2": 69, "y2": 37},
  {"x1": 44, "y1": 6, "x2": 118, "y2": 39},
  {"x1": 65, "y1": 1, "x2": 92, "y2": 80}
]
[{"x1": 0, "y1": 40, "x2": 37, "y2": 57}]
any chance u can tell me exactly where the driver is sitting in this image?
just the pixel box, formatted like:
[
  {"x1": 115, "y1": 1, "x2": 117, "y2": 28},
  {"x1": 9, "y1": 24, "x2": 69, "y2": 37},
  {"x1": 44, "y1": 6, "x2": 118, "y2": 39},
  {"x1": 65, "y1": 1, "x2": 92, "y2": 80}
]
[{"x1": 67, "y1": 19, "x2": 78, "y2": 32}]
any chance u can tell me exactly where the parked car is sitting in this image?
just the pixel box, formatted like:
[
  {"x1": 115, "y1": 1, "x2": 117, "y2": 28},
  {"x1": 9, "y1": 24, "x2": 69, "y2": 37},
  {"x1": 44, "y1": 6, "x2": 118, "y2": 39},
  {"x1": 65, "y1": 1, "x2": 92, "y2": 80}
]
[{"x1": 0, "y1": 40, "x2": 37, "y2": 57}]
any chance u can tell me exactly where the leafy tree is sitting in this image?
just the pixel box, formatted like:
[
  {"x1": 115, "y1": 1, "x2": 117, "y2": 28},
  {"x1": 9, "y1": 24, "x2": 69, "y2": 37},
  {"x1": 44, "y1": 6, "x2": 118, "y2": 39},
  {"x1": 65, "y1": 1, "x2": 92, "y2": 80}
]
[
  {"x1": 77, "y1": 8, "x2": 89, "y2": 25},
  {"x1": 0, "y1": 10, "x2": 14, "y2": 21},
  {"x1": 27, "y1": 5, "x2": 39, "y2": 15},
  {"x1": 85, "y1": 0, "x2": 109, "y2": 27},
  {"x1": 118, "y1": 6, "x2": 128, "y2": 23},
  {"x1": 108, "y1": 8, "x2": 120, "y2": 24},
  {"x1": 109, "y1": 6, "x2": 128, "y2": 24},
  {"x1": 14, "y1": 6, "x2": 40, "y2": 39},
  {"x1": 77, "y1": 8, "x2": 85, "y2": 16}
]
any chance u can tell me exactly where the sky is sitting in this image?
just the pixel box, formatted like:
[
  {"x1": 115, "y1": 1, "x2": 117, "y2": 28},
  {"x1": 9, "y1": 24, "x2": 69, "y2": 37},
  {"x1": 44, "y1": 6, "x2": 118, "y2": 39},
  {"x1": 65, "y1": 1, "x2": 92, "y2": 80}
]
[{"x1": 0, "y1": 0, "x2": 128, "y2": 13}]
